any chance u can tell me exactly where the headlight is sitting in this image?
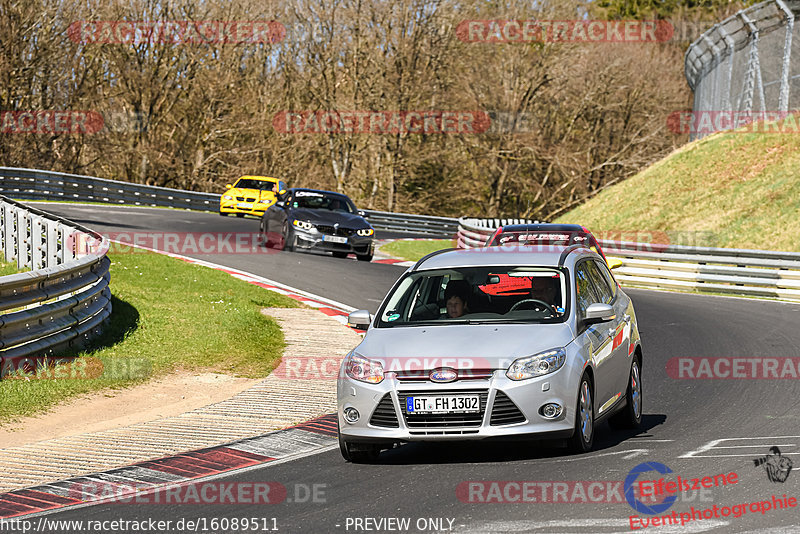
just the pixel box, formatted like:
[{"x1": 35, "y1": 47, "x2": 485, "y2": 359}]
[
  {"x1": 222, "y1": 195, "x2": 233, "y2": 200},
  {"x1": 258, "y1": 199, "x2": 272, "y2": 204},
  {"x1": 292, "y1": 220, "x2": 314, "y2": 230},
  {"x1": 356, "y1": 228, "x2": 374, "y2": 237},
  {"x1": 506, "y1": 348, "x2": 566, "y2": 380},
  {"x1": 344, "y1": 352, "x2": 384, "y2": 384}
]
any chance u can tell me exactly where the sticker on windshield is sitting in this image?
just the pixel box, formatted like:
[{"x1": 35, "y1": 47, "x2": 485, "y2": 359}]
[{"x1": 295, "y1": 191, "x2": 323, "y2": 197}]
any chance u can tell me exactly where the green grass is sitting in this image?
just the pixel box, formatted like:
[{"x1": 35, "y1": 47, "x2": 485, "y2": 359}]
[
  {"x1": 379, "y1": 239, "x2": 455, "y2": 262},
  {"x1": 0, "y1": 256, "x2": 19, "y2": 276},
  {"x1": 554, "y1": 125, "x2": 800, "y2": 252},
  {"x1": 0, "y1": 248, "x2": 298, "y2": 424}
]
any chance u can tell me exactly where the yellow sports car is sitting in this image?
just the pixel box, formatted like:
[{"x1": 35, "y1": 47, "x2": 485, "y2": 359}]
[{"x1": 219, "y1": 176, "x2": 287, "y2": 217}]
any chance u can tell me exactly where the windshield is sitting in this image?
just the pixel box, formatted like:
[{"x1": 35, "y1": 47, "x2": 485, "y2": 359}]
[
  {"x1": 233, "y1": 178, "x2": 278, "y2": 191},
  {"x1": 376, "y1": 266, "x2": 569, "y2": 327},
  {"x1": 291, "y1": 191, "x2": 355, "y2": 213}
]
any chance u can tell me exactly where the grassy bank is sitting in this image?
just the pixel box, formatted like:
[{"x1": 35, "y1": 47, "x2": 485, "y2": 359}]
[
  {"x1": 379, "y1": 239, "x2": 454, "y2": 262},
  {"x1": 555, "y1": 128, "x2": 800, "y2": 251},
  {"x1": 0, "y1": 249, "x2": 298, "y2": 423}
]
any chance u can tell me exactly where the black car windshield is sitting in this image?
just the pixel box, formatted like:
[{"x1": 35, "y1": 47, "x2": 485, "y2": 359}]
[
  {"x1": 377, "y1": 267, "x2": 569, "y2": 327},
  {"x1": 291, "y1": 191, "x2": 354, "y2": 213},
  {"x1": 234, "y1": 179, "x2": 277, "y2": 191}
]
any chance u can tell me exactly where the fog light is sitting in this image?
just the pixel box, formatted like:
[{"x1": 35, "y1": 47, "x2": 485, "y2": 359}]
[
  {"x1": 344, "y1": 407, "x2": 360, "y2": 424},
  {"x1": 540, "y1": 403, "x2": 563, "y2": 419}
]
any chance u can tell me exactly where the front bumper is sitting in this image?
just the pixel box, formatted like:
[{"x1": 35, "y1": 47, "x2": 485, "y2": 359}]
[
  {"x1": 337, "y1": 368, "x2": 579, "y2": 443},
  {"x1": 292, "y1": 227, "x2": 374, "y2": 255},
  {"x1": 219, "y1": 200, "x2": 272, "y2": 216}
]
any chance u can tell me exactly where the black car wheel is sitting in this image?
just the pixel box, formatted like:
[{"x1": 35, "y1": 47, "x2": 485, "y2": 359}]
[
  {"x1": 281, "y1": 221, "x2": 295, "y2": 252},
  {"x1": 356, "y1": 244, "x2": 374, "y2": 262},
  {"x1": 569, "y1": 374, "x2": 594, "y2": 453},
  {"x1": 339, "y1": 433, "x2": 380, "y2": 464},
  {"x1": 609, "y1": 358, "x2": 643, "y2": 429}
]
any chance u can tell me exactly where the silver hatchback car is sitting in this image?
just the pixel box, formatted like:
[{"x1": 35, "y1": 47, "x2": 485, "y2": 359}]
[{"x1": 337, "y1": 245, "x2": 642, "y2": 462}]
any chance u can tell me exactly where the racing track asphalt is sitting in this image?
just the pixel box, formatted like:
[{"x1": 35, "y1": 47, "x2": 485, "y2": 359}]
[{"x1": 21, "y1": 204, "x2": 800, "y2": 533}]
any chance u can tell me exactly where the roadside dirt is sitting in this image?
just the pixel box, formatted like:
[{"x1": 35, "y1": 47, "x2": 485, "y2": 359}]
[{"x1": 0, "y1": 371, "x2": 260, "y2": 448}]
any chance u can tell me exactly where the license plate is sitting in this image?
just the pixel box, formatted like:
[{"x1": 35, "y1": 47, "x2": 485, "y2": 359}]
[
  {"x1": 323, "y1": 235, "x2": 348, "y2": 244},
  {"x1": 237, "y1": 202, "x2": 252, "y2": 208},
  {"x1": 406, "y1": 395, "x2": 480, "y2": 414}
]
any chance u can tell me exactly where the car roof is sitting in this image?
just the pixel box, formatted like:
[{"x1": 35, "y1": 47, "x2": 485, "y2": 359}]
[
  {"x1": 237, "y1": 175, "x2": 279, "y2": 182},
  {"x1": 414, "y1": 245, "x2": 600, "y2": 271},
  {"x1": 289, "y1": 187, "x2": 348, "y2": 197},
  {"x1": 498, "y1": 223, "x2": 590, "y2": 233}
]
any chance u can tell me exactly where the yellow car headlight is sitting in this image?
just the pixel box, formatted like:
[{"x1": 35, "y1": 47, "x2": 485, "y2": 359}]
[
  {"x1": 356, "y1": 228, "x2": 374, "y2": 237},
  {"x1": 222, "y1": 195, "x2": 233, "y2": 200}
]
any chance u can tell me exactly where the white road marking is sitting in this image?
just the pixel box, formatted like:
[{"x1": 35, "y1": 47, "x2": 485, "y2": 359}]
[{"x1": 680, "y1": 436, "x2": 800, "y2": 459}]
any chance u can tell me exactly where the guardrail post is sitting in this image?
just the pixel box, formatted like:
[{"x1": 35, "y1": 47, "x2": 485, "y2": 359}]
[
  {"x1": 15, "y1": 207, "x2": 29, "y2": 270},
  {"x1": 46, "y1": 219, "x2": 60, "y2": 267},
  {"x1": 31, "y1": 215, "x2": 46, "y2": 270},
  {"x1": 3, "y1": 203, "x2": 15, "y2": 264}
]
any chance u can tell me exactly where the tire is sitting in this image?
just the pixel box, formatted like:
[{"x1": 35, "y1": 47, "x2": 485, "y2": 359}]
[
  {"x1": 280, "y1": 221, "x2": 295, "y2": 252},
  {"x1": 609, "y1": 358, "x2": 643, "y2": 430},
  {"x1": 569, "y1": 374, "x2": 594, "y2": 453},
  {"x1": 332, "y1": 251, "x2": 349, "y2": 259},
  {"x1": 356, "y1": 244, "x2": 374, "y2": 262},
  {"x1": 235, "y1": 213, "x2": 245, "y2": 218},
  {"x1": 219, "y1": 212, "x2": 228, "y2": 217},
  {"x1": 260, "y1": 221, "x2": 271, "y2": 248},
  {"x1": 338, "y1": 433, "x2": 380, "y2": 464}
]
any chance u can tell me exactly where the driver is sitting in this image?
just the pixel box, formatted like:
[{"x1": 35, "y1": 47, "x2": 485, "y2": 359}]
[
  {"x1": 443, "y1": 279, "x2": 471, "y2": 318},
  {"x1": 530, "y1": 276, "x2": 557, "y2": 306}
]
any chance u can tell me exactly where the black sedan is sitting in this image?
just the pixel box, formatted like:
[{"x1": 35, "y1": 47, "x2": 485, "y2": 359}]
[{"x1": 261, "y1": 188, "x2": 375, "y2": 261}]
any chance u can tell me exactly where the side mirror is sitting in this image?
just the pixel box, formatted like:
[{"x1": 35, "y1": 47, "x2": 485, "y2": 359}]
[
  {"x1": 358, "y1": 210, "x2": 367, "y2": 218},
  {"x1": 226, "y1": 184, "x2": 233, "y2": 189},
  {"x1": 347, "y1": 309, "x2": 372, "y2": 330},
  {"x1": 584, "y1": 303, "x2": 616, "y2": 325}
]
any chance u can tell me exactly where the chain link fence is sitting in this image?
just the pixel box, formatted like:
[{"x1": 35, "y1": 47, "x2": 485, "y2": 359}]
[{"x1": 685, "y1": 0, "x2": 800, "y2": 139}]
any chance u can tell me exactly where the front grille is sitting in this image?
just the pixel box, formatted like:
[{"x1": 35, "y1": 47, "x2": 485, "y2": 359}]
[
  {"x1": 398, "y1": 390, "x2": 488, "y2": 428},
  {"x1": 369, "y1": 394, "x2": 399, "y2": 428},
  {"x1": 316, "y1": 225, "x2": 356, "y2": 237},
  {"x1": 236, "y1": 196, "x2": 256, "y2": 202},
  {"x1": 490, "y1": 391, "x2": 527, "y2": 426},
  {"x1": 395, "y1": 369, "x2": 494, "y2": 383}
]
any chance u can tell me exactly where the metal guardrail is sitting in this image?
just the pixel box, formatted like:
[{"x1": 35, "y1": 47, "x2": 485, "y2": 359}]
[
  {"x1": 0, "y1": 167, "x2": 458, "y2": 238},
  {"x1": 601, "y1": 240, "x2": 800, "y2": 301},
  {"x1": 456, "y1": 217, "x2": 539, "y2": 248},
  {"x1": 0, "y1": 167, "x2": 219, "y2": 212},
  {"x1": 457, "y1": 218, "x2": 800, "y2": 302},
  {"x1": 0, "y1": 195, "x2": 111, "y2": 377}
]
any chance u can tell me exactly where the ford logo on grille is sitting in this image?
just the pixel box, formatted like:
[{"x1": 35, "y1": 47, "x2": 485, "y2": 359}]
[{"x1": 430, "y1": 368, "x2": 458, "y2": 383}]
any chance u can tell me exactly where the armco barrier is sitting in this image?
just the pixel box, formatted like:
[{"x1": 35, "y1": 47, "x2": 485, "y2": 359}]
[
  {"x1": 457, "y1": 218, "x2": 800, "y2": 302},
  {"x1": 457, "y1": 217, "x2": 540, "y2": 248},
  {"x1": 0, "y1": 195, "x2": 111, "y2": 376},
  {"x1": 0, "y1": 167, "x2": 458, "y2": 238}
]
